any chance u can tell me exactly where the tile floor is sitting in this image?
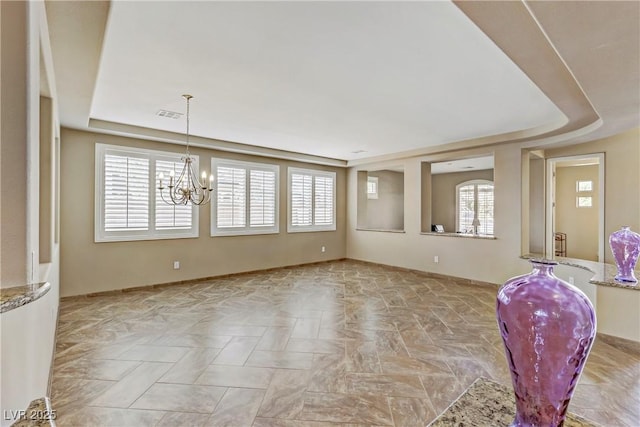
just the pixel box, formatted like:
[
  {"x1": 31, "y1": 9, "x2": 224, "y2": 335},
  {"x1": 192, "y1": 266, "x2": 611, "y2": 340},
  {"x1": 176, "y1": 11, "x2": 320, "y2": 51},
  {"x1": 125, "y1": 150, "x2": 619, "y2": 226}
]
[{"x1": 51, "y1": 260, "x2": 640, "y2": 426}]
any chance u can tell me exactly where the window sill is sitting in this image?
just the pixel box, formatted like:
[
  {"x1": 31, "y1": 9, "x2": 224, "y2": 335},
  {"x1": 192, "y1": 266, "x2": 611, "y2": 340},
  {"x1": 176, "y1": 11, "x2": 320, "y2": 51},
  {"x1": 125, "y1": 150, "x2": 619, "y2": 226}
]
[
  {"x1": 95, "y1": 233, "x2": 199, "y2": 243},
  {"x1": 287, "y1": 227, "x2": 337, "y2": 233},
  {"x1": 356, "y1": 228, "x2": 406, "y2": 233},
  {"x1": 212, "y1": 229, "x2": 279, "y2": 237},
  {"x1": 421, "y1": 232, "x2": 497, "y2": 240}
]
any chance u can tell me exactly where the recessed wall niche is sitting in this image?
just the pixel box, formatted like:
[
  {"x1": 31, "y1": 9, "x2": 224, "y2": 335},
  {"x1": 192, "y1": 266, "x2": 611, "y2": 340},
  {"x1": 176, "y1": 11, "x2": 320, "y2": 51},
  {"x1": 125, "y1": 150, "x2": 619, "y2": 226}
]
[
  {"x1": 421, "y1": 155, "x2": 494, "y2": 235},
  {"x1": 357, "y1": 168, "x2": 405, "y2": 231}
]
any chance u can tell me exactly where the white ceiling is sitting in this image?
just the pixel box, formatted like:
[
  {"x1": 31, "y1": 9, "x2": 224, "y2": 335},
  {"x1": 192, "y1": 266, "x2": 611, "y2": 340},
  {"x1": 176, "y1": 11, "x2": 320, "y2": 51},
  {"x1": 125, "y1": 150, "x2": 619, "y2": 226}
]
[
  {"x1": 46, "y1": 1, "x2": 639, "y2": 166},
  {"x1": 89, "y1": 1, "x2": 564, "y2": 162}
]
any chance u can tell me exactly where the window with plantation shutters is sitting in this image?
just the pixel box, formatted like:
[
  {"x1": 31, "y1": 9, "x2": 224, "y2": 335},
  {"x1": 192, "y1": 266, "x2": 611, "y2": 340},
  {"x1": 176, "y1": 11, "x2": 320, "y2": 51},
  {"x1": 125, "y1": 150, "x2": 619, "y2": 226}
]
[
  {"x1": 291, "y1": 173, "x2": 313, "y2": 227},
  {"x1": 211, "y1": 158, "x2": 279, "y2": 236},
  {"x1": 216, "y1": 166, "x2": 247, "y2": 228},
  {"x1": 95, "y1": 144, "x2": 198, "y2": 242},
  {"x1": 456, "y1": 179, "x2": 494, "y2": 235},
  {"x1": 155, "y1": 159, "x2": 193, "y2": 230},
  {"x1": 103, "y1": 154, "x2": 149, "y2": 231},
  {"x1": 314, "y1": 176, "x2": 334, "y2": 226},
  {"x1": 250, "y1": 169, "x2": 277, "y2": 227},
  {"x1": 288, "y1": 167, "x2": 336, "y2": 232}
]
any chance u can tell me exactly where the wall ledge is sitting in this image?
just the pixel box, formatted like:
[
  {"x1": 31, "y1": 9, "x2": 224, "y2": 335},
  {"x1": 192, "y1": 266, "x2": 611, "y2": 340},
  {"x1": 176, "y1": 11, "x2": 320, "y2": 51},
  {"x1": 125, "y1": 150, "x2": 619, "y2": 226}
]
[
  {"x1": 421, "y1": 232, "x2": 497, "y2": 240},
  {"x1": 0, "y1": 282, "x2": 51, "y2": 314},
  {"x1": 355, "y1": 228, "x2": 406, "y2": 233}
]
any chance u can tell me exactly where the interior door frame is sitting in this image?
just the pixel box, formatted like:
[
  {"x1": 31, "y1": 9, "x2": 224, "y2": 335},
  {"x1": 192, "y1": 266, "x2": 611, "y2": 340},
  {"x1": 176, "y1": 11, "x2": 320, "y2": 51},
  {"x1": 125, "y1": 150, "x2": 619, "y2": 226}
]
[{"x1": 545, "y1": 153, "x2": 605, "y2": 261}]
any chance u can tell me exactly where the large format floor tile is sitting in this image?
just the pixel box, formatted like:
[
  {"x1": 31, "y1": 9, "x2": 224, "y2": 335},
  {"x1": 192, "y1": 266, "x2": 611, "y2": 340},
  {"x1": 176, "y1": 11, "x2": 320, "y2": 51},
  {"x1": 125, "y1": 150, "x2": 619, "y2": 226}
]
[{"x1": 51, "y1": 260, "x2": 640, "y2": 426}]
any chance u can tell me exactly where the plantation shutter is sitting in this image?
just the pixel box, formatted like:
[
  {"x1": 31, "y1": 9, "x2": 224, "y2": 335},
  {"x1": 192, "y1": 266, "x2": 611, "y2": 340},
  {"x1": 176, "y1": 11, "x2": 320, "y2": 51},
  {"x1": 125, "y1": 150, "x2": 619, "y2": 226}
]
[
  {"x1": 290, "y1": 173, "x2": 313, "y2": 227},
  {"x1": 250, "y1": 169, "x2": 276, "y2": 227},
  {"x1": 217, "y1": 166, "x2": 246, "y2": 228},
  {"x1": 477, "y1": 183, "x2": 494, "y2": 235},
  {"x1": 314, "y1": 175, "x2": 334, "y2": 225},
  {"x1": 104, "y1": 154, "x2": 149, "y2": 231},
  {"x1": 457, "y1": 184, "x2": 475, "y2": 233},
  {"x1": 155, "y1": 160, "x2": 192, "y2": 229}
]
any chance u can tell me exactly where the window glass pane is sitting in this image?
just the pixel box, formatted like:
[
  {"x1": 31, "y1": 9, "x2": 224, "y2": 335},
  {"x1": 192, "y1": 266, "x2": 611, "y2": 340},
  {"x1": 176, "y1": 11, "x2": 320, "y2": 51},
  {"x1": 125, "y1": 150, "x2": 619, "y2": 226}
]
[
  {"x1": 577, "y1": 196, "x2": 593, "y2": 207},
  {"x1": 156, "y1": 160, "x2": 192, "y2": 229},
  {"x1": 250, "y1": 169, "x2": 276, "y2": 227},
  {"x1": 576, "y1": 180, "x2": 593, "y2": 192},
  {"x1": 104, "y1": 154, "x2": 149, "y2": 231},
  {"x1": 291, "y1": 173, "x2": 313, "y2": 226},
  {"x1": 217, "y1": 166, "x2": 246, "y2": 228},
  {"x1": 367, "y1": 176, "x2": 378, "y2": 199}
]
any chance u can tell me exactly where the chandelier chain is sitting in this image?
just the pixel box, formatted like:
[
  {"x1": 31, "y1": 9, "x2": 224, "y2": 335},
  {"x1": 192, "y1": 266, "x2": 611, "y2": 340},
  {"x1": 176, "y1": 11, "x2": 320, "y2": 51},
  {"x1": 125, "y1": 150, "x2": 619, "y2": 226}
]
[{"x1": 184, "y1": 94, "x2": 191, "y2": 155}]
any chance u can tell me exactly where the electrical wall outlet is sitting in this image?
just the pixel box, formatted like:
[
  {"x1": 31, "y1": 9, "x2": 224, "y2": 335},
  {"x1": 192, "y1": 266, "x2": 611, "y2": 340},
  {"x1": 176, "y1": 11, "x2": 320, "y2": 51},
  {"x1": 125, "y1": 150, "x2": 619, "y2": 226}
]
[
  {"x1": 321, "y1": 246, "x2": 326, "y2": 253},
  {"x1": 569, "y1": 276, "x2": 574, "y2": 285},
  {"x1": 434, "y1": 255, "x2": 439, "y2": 263},
  {"x1": 173, "y1": 261, "x2": 180, "y2": 270}
]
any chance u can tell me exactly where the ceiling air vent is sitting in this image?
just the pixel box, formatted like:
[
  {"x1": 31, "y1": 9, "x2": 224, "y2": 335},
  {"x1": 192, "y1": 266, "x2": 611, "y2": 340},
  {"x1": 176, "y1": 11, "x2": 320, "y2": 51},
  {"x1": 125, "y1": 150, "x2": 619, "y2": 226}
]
[{"x1": 156, "y1": 110, "x2": 183, "y2": 119}]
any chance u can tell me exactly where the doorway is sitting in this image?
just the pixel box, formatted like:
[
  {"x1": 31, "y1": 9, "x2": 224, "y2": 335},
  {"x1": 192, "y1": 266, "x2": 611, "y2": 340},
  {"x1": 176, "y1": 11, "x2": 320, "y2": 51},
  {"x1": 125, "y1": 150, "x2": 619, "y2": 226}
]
[{"x1": 545, "y1": 153, "x2": 605, "y2": 261}]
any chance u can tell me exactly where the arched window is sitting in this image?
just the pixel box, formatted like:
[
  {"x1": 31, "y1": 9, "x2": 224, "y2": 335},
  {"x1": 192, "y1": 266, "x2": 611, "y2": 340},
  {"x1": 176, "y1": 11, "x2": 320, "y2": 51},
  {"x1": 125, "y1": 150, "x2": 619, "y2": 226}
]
[{"x1": 456, "y1": 180, "x2": 494, "y2": 235}]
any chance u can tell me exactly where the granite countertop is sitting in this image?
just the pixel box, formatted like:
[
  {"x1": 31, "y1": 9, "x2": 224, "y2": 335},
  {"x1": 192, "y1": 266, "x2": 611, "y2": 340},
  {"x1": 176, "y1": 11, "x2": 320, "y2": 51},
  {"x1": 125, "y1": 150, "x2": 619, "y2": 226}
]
[
  {"x1": 11, "y1": 397, "x2": 56, "y2": 427},
  {"x1": 0, "y1": 282, "x2": 51, "y2": 314},
  {"x1": 428, "y1": 377, "x2": 598, "y2": 427},
  {"x1": 522, "y1": 254, "x2": 639, "y2": 291}
]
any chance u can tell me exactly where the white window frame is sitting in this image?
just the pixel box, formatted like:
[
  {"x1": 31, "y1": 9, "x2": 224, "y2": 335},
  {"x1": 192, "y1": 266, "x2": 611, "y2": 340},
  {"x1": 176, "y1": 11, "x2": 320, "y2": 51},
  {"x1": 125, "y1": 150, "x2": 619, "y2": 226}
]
[
  {"x1": 211, "y1": 158, "x2": 280, "y2": 236},
  {"x1": 287, "y1": 167, "x2": 337, "y2": 233},
  {"x1": 95, "y1": 143, "x2": 199, "y2": 242},
  {"x1": 576, "y1": 180, "x2": 593, "y2": 192},
  {"x1": 576, "y1": 196, "x2": 593, "y2": 208},
  {"x1": 455, "y1": 179, "x2": 494, "y2": 235},
  {"x1": 367, "y1": 176, "x2": 379, "y2": 199}
]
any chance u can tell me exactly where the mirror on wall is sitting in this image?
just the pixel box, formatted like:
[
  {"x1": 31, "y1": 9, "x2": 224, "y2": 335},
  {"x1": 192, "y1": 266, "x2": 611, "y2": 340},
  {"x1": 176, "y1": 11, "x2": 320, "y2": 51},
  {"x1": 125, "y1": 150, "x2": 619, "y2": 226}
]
[
  {"x1": 421, "y1": 156, "x2": 494, "y2": 235},
  {"x1": 357, "y1": 168, "x2": 405, "y2": 231}
]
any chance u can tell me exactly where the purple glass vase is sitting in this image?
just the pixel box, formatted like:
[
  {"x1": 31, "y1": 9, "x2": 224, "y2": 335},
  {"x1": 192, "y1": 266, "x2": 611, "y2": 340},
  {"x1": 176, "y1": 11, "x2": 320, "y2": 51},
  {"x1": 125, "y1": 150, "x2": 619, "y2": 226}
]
[
  {"x1": 609, "y1": 226, "x2": 640, "y2": 283},
  {"x1": 496, "y1": 259, "x2": 596, "y2": 427}
]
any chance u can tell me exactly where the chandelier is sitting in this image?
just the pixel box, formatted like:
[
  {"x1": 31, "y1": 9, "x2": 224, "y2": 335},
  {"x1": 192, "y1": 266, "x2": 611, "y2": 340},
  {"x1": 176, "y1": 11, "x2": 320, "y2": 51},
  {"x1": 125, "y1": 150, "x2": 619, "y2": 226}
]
[{"x1": 157, "y1": 94, "x2": 213, "y2": 206}]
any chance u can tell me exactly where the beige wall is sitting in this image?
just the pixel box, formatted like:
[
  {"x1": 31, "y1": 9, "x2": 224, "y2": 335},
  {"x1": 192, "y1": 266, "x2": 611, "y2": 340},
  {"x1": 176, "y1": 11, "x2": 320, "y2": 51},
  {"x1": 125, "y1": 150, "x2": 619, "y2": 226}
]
[
  {"x1": 546, "y1": 127, "x2": 640, "y2": 264},
  {"x1": 347, "y1": 144, "x2": 528, "y2": 286},
  {"x1": 59, "y1": 128, "x2": 347, "y2": 297},
  {"x1": 431, "y1": 169, "x2": 494, "y2": 233},
  {"x1": 364, "y1": 170, "x2": 404, "y2": 230},
  {"x1": 528, "y1": 157, "x2": 545, "y2": 254},
  {"x1": 1, "y1": 1, "x2": 30, "y2": 286},
  {"x1": 554, "y1": 263, "x2": 640, "y2": 342},
  {"x1": 555, "y1": 164, "x2": 599, "y2": 261},
  {"x1": 1, "y1": 2, "x2": 61, "y2": 424},
  {"x1": 347, "y1": 128, "x2": 640, "y2": 286}
]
